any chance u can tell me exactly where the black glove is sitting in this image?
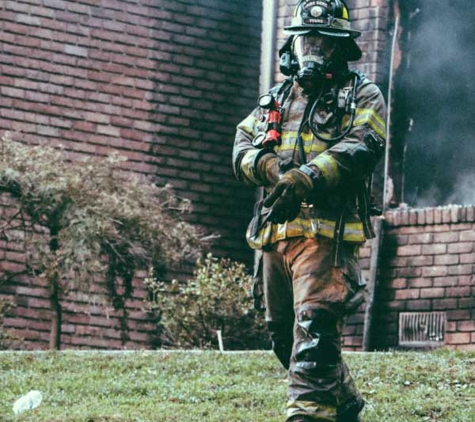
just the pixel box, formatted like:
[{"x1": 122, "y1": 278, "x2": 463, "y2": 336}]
[{"x1": 263, "y1": 168, "x2": 313, "y2": 223}]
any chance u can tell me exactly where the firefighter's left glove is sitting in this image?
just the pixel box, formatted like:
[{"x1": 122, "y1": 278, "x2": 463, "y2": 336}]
[{"x1": 263, "y1": 168, "x2": 313, "y2": 224}]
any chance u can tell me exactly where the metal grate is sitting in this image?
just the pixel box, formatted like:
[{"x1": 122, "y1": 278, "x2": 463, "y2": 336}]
[{"x1": 399, "y1": 312, "x2": 446, "y2": 348}]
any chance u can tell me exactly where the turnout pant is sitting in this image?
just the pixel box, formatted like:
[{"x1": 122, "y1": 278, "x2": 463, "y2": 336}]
[{"x1": 263, "y1": 237, "x2": 365, "y2": 422}]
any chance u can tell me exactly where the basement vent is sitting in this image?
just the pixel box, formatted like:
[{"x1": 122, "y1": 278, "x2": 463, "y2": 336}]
[{"x1": 399, "y1": 312, "x2": 446, "y2": 348}]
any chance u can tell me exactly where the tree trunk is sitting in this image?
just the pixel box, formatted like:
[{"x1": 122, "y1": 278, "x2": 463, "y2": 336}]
[
  {"x1": 49, "y1": 272, "x2": 62, "y2": 350},
  {"x1": 49, "y1": 224, "x2": 61, "y2": 350}
]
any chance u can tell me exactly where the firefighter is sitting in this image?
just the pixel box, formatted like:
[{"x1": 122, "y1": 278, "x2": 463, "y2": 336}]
[{"x1": 232, "y1": 1, "x2": 387, "y2": 421}]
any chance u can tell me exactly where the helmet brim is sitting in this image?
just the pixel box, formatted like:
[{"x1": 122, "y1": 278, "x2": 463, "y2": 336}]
[{"x1": 284, "y1": 25, "x2": 361, "y2": 39}]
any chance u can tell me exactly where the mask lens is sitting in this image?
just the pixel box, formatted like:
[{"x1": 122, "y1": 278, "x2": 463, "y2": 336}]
[
  {"x1": 293, "y1": 35, "x2": 337, "y2": 90},
  {"x1": 295, "y1": 35, "x2": 337, "y2": 63}
]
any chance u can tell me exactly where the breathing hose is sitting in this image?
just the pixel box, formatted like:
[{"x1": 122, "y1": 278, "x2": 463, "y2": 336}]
[{"x1": 308, "y1": 73, "x2": 359, "y2": 143}]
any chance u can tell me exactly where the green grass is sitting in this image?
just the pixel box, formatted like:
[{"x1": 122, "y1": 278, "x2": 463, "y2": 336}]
[{"x1": 1, "y1": 349, "x2": 474, "y2": 421}]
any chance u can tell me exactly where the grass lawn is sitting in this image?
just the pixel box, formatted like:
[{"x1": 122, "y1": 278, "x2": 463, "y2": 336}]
[{"x1": 1, "y1": 349, "x2": 474, "y2": 422}]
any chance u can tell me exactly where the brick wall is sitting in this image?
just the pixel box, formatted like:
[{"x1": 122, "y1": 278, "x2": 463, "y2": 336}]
[
  {"x1": 0, "y1": 0, "x2": 262, "y2": 349},
  {"x1": 342, "y1": 206, "x2": 475, "y2": 351},
  {"x1": 3, "y1": 1, "x2": 472, "y2": 353}
]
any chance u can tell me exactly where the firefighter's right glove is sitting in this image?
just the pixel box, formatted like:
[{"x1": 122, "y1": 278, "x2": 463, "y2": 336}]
[
  {"x1": 256, "y1": 153, "x2": 280, "y2": 186},
  {"x1": 263, "y1": 168, "x2": 313, "y2": 224}
]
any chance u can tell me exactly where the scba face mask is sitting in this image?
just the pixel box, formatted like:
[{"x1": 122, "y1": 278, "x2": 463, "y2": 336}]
[{"x1": 294, "y1": 34, "x2": 338, "y2": 90}]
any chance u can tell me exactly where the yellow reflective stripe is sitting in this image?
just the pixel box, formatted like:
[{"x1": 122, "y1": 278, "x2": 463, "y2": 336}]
[
  {"x1": 318, "y1": 219, "x2": 366, "y2": 242},
  {"x1": 237, "y1": 115, "x2": 259, "y2": 137},
  {"x1": 309, "y1": 153, "x2": 340, "y2": 187},
  {"x1": 276, "y1": 132, "x2": 328, "y2": 154},
  {"x1": 358, "y1": 107, "x2": 385, "y2": 127},
  {"x1": 246, "y1": 216, "x2": 366, "y2": 249},
  {"x1": 282, "y1": 131, "x2": 312, "y2": 142},
  {"x1": 343, "y1": 108, "x2": 386, "y2": 139},
  {"x1": 240, "y1": 149, "x2": 261, "y2": 185},
  {"x1": 287, "y1": 400, "x2": 336, "y2": 421}
]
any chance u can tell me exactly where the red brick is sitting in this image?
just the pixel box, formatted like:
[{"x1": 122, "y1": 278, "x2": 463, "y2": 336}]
[
  {"x1": 73, "y1": 121, "x2": 97, "y2": 133},
  {"x1": 458, "y1": 275, "x2": 473, "y2": 286},
  {"x1": 407, "y1": 256, "x2": 434, "y2": 266},
  {"x1": 448, "y1": 243, "x2": 473, "y2": 254},
  {"x1": 420, "y1": 288, "x2": 445, "y2": 299},
  {"x1": 433, "y1": 232, "x2": 459, "y2": 243},
  {"x1": 446, "y1": 287, "x2": 471, "y2": 298},
  {"x1": 27, "y1": 298, "x2": 51, "y2": 309},
  {"x1": 394, "y1": 267, "x2": 421, "y2": 278},
  {"x1": 408, "y1": 278, "x2": 432, "y2": 288},
  {"x1": 396, "y1": 244, "x2": 421, "y2": 256},
  {"x1": 387, "y1": 257, "x2": 408, "y2": 267},
  {"x1": 399, "y1": 226, "x2": 427, "y2": 235},
  {"x1": 460, "y1": 253, "x2": 475, "y2": 264},
  {"x1": 431, "y1": 224, "x2": 452, "y2": 233},
  {"x1": 446, "y1": 332, "x2": 470, "y2": 345},
  {"x1": 395, "y1": 289, "x2": 420, "y2": 300},
  {"x1": 442, "y1": 208, "x2": 452, "y2": 223},
  {"x1": 29, "y1": 320, "x2": 51, "y2": 331},
  {"x1": 343, "y1": 325, "x2": 357, "y2": 336},
  {"x1": 405, "y1": 300, "x2": 431, "y2": 311},
  {"x1": 457, "y1": 321, "x2": 475, "y2": 332},
  {"x1": 447, "y1": 310, "x2": 471, "y2": 320},
  {"x1": 450, "y1": 223, "x2": 473, "y2": 231},
  {"x1": 416, "y1": 210, "x2": 426, "y2": 225},
  {"x1": 5, "y1": 251, "x2": 26, "y2": 262},
  {"x1": 422, "y1": 266, "x2": 448, "y2": 277},
  {"x1": 422, "y1": 244, "x2": 447, "y2": 255},
  {"x1": 433, "y1": 276, "x2": 458, "y2": 287},
  {"x1": 460, "y1": 230, "x2": 475, "y2": 242},
  {"x1": 1, "y1": 86, "x2": 25, "y2": 99},
  {"x1": 389, "y1": 278, "x2": 407, "y2": 289},
  {"x1": 408, "y1": 233, "x2": 432, "y2": 244},
  {"x1": 432, "y1": 298, "x2": 457, "y2": 310},
  {"x1": 343, "y1": 336, "x2": 363, "y2": 347},
  {"x1": 447, "y1": 265, "x2": 473, "y2": 276},
  {"x1": 434, "y1": 255, "x2": 459, "y2": 266}
]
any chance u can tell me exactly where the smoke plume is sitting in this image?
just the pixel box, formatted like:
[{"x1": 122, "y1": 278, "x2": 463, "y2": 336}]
[{"x1": 402, "y1": 0, "x2": 475, "y2": 206}]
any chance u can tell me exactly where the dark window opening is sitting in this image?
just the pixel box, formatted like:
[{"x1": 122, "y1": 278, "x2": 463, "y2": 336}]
[{"x1": 390, "y1": 0, "x2": 475, "y2": 207}]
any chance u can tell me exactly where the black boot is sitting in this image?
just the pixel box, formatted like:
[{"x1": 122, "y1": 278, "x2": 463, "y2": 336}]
[
  {"x1": 337, "y1": 399, "x2": 364, "y2": 422},
  {"x1": 286, "y1": 416, "x2": 314, "y2": 422}
]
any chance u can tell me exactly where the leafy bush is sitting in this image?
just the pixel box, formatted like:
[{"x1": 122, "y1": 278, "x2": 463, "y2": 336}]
[
  {"x1": 0, "y1": 299, "x2": 23, "y2": 350},
  {"x1": 0, "y1": 131, "x2": 205, "y2": 348},
  {"x1": 147, "y1": 254, "x2": 269, "y2": 350}
]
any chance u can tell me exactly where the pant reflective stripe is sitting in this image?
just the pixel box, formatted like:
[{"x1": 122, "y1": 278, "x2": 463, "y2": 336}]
[{"x1": 287, "y1": 400, "x2": 336, "y2": 421}]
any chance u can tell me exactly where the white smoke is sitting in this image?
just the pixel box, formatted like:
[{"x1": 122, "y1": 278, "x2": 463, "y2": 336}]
[
  {"x1": 402, "y1": 0, "x2": 475, "y2": 207},
  {"x1": 446, "y1": 173, "x2": 475, "y2": 206}
]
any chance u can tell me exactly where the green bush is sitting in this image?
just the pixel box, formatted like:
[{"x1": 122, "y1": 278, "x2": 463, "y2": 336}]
[
  {"x1": 0, "y1": 299, "x2": 23, "y2": 350},
  {"x1": 0, "y1": 131, "x2": 205, "y2": 349},
  {"x1": 147, "y1": 254, "x2": 269, "y2": 350}
]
